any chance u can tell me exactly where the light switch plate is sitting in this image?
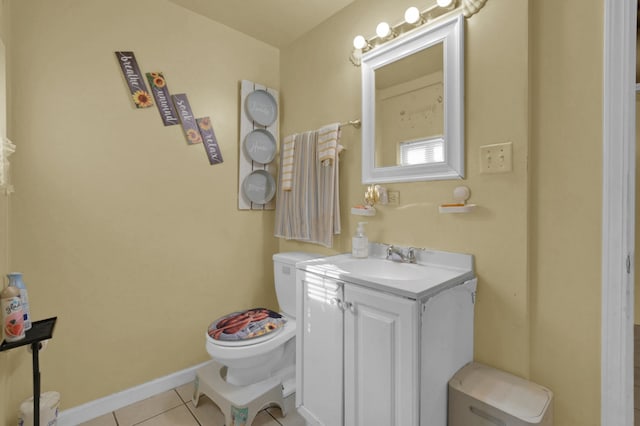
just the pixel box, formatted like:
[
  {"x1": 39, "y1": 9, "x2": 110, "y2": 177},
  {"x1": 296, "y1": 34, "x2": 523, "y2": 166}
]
[{"x1": 480, "y1": 142, "x2": 512, "y2": 173}]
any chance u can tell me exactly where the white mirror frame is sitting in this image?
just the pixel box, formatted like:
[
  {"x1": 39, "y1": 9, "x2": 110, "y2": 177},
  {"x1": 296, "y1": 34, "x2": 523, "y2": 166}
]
[{"x1": 361, "y1": 13, "x2": 464, "y2": 183}]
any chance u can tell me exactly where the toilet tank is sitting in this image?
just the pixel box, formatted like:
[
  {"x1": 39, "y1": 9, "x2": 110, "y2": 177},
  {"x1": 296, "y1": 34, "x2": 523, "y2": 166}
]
[{"x1": 273, "y1": 252, "x2": 321, "y2": 318}]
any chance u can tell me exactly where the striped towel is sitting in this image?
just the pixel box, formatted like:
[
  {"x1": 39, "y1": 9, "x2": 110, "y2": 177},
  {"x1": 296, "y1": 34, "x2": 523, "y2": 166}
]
[
  {"x1": 274, "y1": 127, "x2": 342, "y2": 248},
  {"x1": 317, "y1": 123, "x2": 340, "y2": 164},
  {"x1": 281, "y1": 134, "x2": 296, "y2": 191}
]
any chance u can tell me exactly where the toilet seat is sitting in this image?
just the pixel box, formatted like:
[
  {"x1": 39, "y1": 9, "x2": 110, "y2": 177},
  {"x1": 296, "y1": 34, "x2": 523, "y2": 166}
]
[
  {"x1": 206, "y1": 316, "x2": 296, "y2": 360},
  {"x1": 208, "y1": 308, "x2": 287, "y2": 343},
  {"x1": 212, "y1": 326, "x2": 284, "y2": 347}
]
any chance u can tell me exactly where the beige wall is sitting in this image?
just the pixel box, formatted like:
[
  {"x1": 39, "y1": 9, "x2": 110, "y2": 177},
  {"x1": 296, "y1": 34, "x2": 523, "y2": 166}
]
[
  {"x1": 280, "y1": 0, "x2": 602, "y2": 424},
  {"x1": 4, "y1": 0, "x2": 279, "y2": 421},
  {"x1": 529, "y1": 1, "x2": 602, "y2": 424},
  {"x1": 0, "y1": 0, "x2": 606, "y2": 424}
]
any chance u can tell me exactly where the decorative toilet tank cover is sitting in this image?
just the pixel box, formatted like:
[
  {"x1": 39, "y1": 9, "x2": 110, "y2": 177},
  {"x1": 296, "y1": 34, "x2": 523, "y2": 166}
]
[{"x1": 208, "y1": 308, "x2": 286, "y2": 341}]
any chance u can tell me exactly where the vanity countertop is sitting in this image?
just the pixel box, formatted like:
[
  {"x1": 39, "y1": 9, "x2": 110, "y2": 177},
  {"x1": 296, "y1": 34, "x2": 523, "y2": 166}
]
[{"x1": 297, "y1": 250, "x2": 474, "y2": 300}]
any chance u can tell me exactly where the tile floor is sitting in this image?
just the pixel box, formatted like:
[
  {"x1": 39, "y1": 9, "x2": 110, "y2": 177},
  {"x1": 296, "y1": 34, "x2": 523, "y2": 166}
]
[{"x1": 78, "y1": 381, "x2": 307, "y2": 426}]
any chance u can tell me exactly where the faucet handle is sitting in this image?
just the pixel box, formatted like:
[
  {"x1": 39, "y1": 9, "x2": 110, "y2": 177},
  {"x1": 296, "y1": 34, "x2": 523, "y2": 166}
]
[
  {"x1": 407, "y1": 247, "x2": 417, "y2": 263},
  {"x1": 386, "y1": 245, "x2": 394, "y2": 259}
]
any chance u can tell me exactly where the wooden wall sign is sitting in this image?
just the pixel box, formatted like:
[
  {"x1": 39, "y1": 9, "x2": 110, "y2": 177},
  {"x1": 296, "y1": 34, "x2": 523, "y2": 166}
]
[
  {"x1": 172, "y1": 93, "x2": 202, "y2": 145},
  {"x1": 146, "y1": 72, "x2": 179, "y2": 126},
  {"x1": 197, "y1": 117, "x2": 223, "y2": 165},
  {"x1": 115, "y1": 51, "x2": 153, "y2": 108}
]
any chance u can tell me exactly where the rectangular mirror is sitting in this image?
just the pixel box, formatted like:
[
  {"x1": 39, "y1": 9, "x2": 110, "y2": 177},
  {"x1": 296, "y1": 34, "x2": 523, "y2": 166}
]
[{"x1": 361, "y1": 13, "x2": 464, "y2": 183}]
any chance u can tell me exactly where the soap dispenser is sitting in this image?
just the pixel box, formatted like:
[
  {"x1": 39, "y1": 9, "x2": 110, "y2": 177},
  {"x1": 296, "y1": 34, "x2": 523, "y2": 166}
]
[{"x1": 352, "y1": 222, "x2": 369, "y2": 258}]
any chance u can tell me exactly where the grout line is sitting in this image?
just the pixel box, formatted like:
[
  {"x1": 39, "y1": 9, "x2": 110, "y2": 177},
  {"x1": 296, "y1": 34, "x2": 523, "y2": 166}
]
[
  {"x1": 129, "y1": 405, "x2": 188, "y2": 426},
  {"x1": 174, "y1": 388, "x2": 187, "y2": 404},
  {"x1": 177, "y1": 386, "x2": 204, "y2": 426},
  {"x1": 184, "y1": 401, "x2": 202, "y2": 426},
  {"x1": 265, "y1": 409, "x2": 283, "y2": 425}
]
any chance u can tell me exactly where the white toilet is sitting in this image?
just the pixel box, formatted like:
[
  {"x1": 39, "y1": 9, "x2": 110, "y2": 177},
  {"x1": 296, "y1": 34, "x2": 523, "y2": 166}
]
[{"x1": 194, "y1": 252, "x2": 319, "y2": 426}]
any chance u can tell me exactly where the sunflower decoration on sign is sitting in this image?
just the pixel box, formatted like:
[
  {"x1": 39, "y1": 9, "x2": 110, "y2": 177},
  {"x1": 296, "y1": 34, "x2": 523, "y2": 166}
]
[
  {"x1": 147, "y1": 72, "x2": 166, "y2": 89},
  {"x1": 186, "y1": 128, "x2": 202, "y2": 144},
  {"x1": 132, "y1": 89, "x2": 153, "y2": 108},
  {"x1": 152, "y1": 75, "x2": 166, "y2": 89},
  {"x1": 198, "y1": 117, "x2": 212, "y2": 131}
]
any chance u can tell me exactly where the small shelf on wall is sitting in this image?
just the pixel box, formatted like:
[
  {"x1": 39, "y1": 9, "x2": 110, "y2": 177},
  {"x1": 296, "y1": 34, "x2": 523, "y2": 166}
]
[
  {"x1": 439, "y1": 185, "x2": 476, "y2": 214},
  {"x1": 438, "y1": 204, "x2": 476, "y2": 214},
  {"x1": 351, "y1": 207, "x2": 376, "y2": 216}
]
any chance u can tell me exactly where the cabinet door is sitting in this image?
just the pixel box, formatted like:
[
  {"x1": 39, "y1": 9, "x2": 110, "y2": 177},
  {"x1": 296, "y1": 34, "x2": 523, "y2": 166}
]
[
  {"x1": 297, "y1": 273, "x2": 344, "y2": 425},
  {"x1": 344, "y1": 285, "x2": 418, "y2": 426}
]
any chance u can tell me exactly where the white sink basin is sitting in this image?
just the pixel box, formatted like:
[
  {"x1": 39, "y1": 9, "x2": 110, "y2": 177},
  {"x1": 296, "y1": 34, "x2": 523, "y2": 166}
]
[{"x1": 337, "y1": 258, "x2": 428, "y2": 281}]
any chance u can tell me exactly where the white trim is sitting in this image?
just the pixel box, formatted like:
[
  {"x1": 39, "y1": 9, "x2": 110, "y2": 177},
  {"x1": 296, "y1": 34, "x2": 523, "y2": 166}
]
[
  {"x1": 601, "y1": 0, "x2": 636, "y2": 425},
  {"x1": 56, "y1": 361, "x2": 212, "y2": 425}
]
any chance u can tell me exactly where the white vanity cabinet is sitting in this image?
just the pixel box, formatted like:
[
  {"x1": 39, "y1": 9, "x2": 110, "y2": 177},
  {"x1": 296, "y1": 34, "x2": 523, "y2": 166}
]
[{"x1": 295, "y1": 251, "x2": 477, "y2": 426}]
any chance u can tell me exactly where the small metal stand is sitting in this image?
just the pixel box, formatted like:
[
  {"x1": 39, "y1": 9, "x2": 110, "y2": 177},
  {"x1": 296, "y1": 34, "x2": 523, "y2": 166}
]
[{"x1": 0, "y1": 317, "x2": 57, "y2": 425}]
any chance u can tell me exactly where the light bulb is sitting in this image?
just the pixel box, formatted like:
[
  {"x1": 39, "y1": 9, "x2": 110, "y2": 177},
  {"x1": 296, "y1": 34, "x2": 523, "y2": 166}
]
[
  {"x1": 353, "y1": 35, "x2": 367, "y2": 50},
  {"x1": 376, "y1": 22, "x2": 391, "y2": 38},
  {"x1": 437, "y1": 0, "x2": 454, "y2": 7},
  {"x1": 404, "y1": 7, "x2": 421, "y2": 24}
]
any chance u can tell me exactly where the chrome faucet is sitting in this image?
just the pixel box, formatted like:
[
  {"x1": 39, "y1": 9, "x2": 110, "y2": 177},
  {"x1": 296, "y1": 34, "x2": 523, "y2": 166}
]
[{"x1": 386, "y1": 245, "x2": 417, "y2": 263}]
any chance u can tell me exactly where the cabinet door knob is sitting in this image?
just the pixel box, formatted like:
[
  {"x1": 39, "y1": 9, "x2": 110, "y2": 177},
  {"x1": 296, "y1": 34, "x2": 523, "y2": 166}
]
[
  {"x1": 344, "y1": 301, "x2": 356, "y2": 313},
  {"x1": 331, "y1": 298, "x2": 344, "y2": 310}
]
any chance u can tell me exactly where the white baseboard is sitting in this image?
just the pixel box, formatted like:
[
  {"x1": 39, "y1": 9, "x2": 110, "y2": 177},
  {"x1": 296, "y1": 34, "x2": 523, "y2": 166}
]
[{"x1": 57, "y1": 361, "x2": 212, "y2": 425}]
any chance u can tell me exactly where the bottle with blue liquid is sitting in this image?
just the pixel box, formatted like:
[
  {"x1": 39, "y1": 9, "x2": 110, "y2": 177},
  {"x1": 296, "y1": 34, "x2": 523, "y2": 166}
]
[{"x1": 8, "y1": 272, "x2": 31, "y2": 331}]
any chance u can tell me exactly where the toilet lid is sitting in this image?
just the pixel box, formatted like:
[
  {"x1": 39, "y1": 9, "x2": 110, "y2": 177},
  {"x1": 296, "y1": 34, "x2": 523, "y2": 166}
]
[{"x1": 207, "y1": 308, "x2": 286, "y2": 342}]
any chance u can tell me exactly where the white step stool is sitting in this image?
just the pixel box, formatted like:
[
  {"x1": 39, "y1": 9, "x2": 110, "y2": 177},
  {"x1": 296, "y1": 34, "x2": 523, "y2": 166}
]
[{"x1": 192, "y1": 362, "x2": 287, "y2": 426}]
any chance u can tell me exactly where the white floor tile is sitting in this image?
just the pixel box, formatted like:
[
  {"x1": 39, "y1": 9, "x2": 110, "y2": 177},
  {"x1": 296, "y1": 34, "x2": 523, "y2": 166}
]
[
  {"x1": 186, "y1": 397, "x2": 226, "y2": 425},
  {"x1": 267, "y1": 395, "x2": 308, "y2": 426},
  {"x1": 266, "y1": 407, "x2": 307, "y2": 426},
  {"x1": 175, "y1": 381, "x2": 195, "y2": 403},
  {"x1": 114, "y1": 390, "x2": 183, "y2": 426},
  {"x1": 252, "y1": 410, "x2": 281, "y2": 426},
  {"x1": 135, "y1": 405, "x2": 199, "y2": 426},
  {"x1": 78, "y1": 412, "x2": 118, "y2": 426}
]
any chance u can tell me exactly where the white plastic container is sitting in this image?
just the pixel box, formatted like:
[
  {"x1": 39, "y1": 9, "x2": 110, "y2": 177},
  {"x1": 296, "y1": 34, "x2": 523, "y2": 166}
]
[
  {"x1": 18, "y1": 391, "x2": 60, "y2": 426},
  {"x1": 351, "y1": 222, "x2": 368, "y2": 258},
  {"x1": 448, "y1": 362, "x2": 553, "y2": 426}
]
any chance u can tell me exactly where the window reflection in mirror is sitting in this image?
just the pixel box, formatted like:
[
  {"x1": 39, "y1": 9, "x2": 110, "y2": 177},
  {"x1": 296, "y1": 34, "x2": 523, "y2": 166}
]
[{"x1": 374, "y1": 43, "x2": 444, "y2": 168}]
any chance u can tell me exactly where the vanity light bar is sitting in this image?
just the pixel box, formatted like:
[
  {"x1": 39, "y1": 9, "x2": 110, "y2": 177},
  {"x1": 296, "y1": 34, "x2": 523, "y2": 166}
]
[{"x1": 350, "y1": 1, "x2": 457, "y2": 65}]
